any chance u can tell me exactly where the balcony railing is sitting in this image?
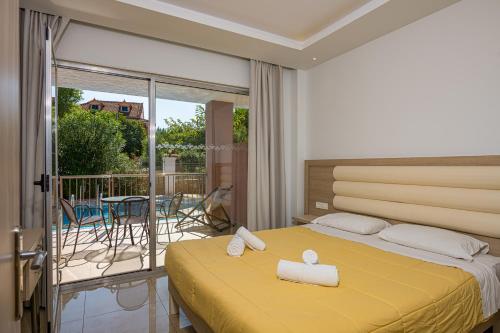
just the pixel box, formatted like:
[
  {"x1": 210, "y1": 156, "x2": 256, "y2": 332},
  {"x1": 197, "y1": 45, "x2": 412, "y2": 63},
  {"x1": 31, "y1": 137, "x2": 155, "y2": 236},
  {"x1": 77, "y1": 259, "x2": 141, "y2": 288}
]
[{"x1": 57, "y1": 172, "x2": 206, "y2": 212}]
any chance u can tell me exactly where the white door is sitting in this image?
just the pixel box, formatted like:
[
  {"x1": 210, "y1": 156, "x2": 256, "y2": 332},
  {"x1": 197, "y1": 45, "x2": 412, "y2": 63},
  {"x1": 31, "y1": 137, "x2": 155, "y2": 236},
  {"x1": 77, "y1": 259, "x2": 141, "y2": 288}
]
[
  {"x1": 0, "y1": 0, "x2": 22, "y2": 332},
  {"x1": 43, "y1": 28, "x2": 57, "y2": 332},
  {"x1": 28, "y1": 25, "x2": 57, "y2": 333}
]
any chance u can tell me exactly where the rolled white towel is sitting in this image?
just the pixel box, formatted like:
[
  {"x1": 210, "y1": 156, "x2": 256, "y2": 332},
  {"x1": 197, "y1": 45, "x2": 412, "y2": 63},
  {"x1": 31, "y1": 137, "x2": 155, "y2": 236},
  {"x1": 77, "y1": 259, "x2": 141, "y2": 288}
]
[
  {"x1": 302, "y1": 249, "x2": 319, "y2": 265},
  {"x1": 236, "y1": 226, "x2": 266, "y2": 251},
  {"x1": 227, "y1": 235, "x2": 245, "y2": 257},
  {"x1": 277, "y1": 260, "x2": 339, "y2": 287}
]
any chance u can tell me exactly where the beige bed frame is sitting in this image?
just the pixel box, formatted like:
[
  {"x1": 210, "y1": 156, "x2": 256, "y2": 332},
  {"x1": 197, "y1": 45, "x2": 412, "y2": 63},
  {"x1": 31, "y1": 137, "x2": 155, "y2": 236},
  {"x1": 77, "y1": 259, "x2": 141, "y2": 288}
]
[
  {"x1": 168, "y1": 155, "x2": 500, "y2": 333},
  {"x1": 305, "y1": 155, "x2": 500, "y2": 256}
]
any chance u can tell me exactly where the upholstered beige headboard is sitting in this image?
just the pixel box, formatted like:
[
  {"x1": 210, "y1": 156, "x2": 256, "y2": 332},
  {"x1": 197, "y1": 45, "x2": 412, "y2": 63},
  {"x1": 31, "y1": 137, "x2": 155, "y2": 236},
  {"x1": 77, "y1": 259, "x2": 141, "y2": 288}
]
[{"x1": 304, "y1": 156, "x2": 500, "y2": 256}]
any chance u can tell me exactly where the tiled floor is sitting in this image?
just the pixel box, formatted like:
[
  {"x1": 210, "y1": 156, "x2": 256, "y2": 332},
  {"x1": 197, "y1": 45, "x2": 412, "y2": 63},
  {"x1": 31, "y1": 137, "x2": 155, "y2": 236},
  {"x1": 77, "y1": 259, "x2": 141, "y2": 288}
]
[
  {"x1": 59, "y1": 275, "x2": 194, "y2": 333},
  {"x1": 55, "y1": 220, "x2": 230, "y2": 283}
]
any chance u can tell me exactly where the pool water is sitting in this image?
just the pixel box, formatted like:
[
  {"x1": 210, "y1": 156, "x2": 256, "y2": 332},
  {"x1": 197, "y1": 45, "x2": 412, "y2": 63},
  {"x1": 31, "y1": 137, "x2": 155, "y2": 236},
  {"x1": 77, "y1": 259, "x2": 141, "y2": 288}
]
[{"x1": 60, "y1": 198, "x2": 198, "y2": 227}]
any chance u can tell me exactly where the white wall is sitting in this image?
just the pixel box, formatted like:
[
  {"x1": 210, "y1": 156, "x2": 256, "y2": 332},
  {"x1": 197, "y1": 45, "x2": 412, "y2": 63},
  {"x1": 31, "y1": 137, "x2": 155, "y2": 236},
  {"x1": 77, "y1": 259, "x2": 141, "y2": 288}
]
[
  {"x1": 284, "y1": 69, "x2": 310, "y2": 218},
  {"x1": 305, "y1": 0, "x2": 500, "y2": 160},
  {"x1": 56, "y1": 22, "x2": 250, "y2": 88},
  {"x1": 282, "y1": 68, "x2": 298, "y2": 224},
  {"x1": 292, "y1": 0, "x2": 500, "y2": 215}
]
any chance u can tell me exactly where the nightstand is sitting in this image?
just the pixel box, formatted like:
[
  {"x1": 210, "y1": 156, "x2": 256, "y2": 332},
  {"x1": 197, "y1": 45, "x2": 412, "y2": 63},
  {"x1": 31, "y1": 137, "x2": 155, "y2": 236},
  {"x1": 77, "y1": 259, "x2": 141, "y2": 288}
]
[{"x1": 292, "y1": 215, "x2": 318, "y2": 225}]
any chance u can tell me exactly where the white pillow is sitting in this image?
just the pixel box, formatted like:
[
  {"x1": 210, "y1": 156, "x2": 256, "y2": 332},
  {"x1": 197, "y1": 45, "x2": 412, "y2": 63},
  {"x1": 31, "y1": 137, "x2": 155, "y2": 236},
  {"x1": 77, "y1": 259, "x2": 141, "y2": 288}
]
[
  {"x1": 378, "y1": 224, "x2": 489, "y2": 261},
  {"x1": 312, "y1": 212, "x2": 390, "y2": 235}
]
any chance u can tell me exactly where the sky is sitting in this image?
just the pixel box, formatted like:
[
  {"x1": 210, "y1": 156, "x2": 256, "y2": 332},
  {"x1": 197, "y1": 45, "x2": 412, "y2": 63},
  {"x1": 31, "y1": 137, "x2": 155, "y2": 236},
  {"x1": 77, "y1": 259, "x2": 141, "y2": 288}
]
[{"x1": 81, "y1": 90, "x2": 202, "y2": 128}]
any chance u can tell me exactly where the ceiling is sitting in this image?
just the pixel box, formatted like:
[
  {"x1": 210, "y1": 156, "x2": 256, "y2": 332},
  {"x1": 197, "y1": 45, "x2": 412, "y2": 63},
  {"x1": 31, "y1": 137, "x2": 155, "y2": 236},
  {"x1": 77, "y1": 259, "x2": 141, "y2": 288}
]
[
  {"x1": 21, "y1": 0, "x2": 460, "y2": 69},
  {"x1": 156, "y1": 0, "x2": 372, "y2": 40}
]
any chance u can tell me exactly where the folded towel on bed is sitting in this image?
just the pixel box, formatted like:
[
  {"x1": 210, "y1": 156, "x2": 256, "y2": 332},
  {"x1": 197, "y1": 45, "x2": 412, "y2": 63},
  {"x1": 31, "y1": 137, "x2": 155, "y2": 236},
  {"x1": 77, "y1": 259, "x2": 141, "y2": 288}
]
[
  {"x1": 302, "y1": 249, "x2": 319, "y2": 265},
  {"x1": 236, "y1": 226, "x2": 266, "y2": 251},
  {"x1": 277, "y1": 259, "x2": 339, "y2": 287},
  {"x1": 227, "y1": 235, "x2": 245, "y2": 257}
]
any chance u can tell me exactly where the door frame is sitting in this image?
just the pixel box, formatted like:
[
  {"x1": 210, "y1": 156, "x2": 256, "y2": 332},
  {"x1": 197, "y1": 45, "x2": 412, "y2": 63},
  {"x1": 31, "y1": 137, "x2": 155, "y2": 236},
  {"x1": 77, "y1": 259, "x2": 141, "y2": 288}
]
[
  {"x1": 44, "y1": 26, "x2": 56, "y2": 331},
  {"x1": 148, "y1": 78, "x2": 157, "y2": 269},
  {"x1": 55, "y1": 60, "x2": 249, "y2": 96}
]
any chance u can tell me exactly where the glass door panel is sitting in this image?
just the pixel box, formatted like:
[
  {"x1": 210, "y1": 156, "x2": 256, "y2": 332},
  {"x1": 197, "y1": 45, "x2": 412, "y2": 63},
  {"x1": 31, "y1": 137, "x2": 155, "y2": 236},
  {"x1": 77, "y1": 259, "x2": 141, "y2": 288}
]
[
  {"x1": 55, "y1": 68, "x2": 150, "y2": 282},
  {"x1": 154, "y1": 81, "x2": 249, "y2": 267}
]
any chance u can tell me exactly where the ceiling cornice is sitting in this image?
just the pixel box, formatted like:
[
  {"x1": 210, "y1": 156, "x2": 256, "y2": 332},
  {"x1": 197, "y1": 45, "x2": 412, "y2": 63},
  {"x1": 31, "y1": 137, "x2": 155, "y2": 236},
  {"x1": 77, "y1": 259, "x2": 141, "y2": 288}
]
[
  {"x1": 301, "y1": 0, "x2": 388, "y2": 48},
  {"x1": 117, "y1": 0, "x2": 302, "y2": 49},
  {"x1": 117, "y1": 0, "x2": 389, "y2": 50}
]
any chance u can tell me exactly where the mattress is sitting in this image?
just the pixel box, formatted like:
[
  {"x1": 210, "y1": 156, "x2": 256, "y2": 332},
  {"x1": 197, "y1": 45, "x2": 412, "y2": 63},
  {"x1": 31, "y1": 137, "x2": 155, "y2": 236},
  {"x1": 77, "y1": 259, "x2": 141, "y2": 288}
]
[{"x1": 165, "y1": 226, "x2": 486, "y2": 333}]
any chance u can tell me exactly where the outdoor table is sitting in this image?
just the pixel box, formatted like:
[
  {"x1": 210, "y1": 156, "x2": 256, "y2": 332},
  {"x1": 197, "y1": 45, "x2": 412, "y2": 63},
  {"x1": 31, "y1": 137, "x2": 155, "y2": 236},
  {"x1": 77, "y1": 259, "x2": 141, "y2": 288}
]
[
  {"x1": 100, "y1": 195, "x2": 171, "y2": 231},
  {"x1": 101, "y1": 195, "x2": 149, "y2": 226}
]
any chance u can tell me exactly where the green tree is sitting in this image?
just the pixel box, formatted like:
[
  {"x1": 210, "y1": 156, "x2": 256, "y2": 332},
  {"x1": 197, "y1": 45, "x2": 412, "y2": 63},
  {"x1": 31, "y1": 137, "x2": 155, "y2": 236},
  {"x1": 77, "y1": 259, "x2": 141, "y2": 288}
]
[
  {"x1": 156, "y1": 105, "x2": 206, "y2": 172},
  {"x1": 58, "y1": 108, "x2": 125, "y2": 175},
  {"x1": 157, "y1": 105, "x2": 206, "y2": 147},
  {"x1": 117, "y1": 115, "x2": 147, "y2": 159},
  {"x1": 58, "y1": 87, "x2": 83, "y2": 118},
  {"x1": 233, "y1": 108, "x2": 249, "y2": 143},
  {"x1": 155, "y1": 105, "x2": 249, "y2": 172}
]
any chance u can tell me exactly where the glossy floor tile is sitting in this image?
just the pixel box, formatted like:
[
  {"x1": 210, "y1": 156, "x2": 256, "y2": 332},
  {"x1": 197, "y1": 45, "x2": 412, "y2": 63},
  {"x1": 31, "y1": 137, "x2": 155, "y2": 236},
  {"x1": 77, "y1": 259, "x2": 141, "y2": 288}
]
[
  {"x1": 60, "y1": 320, "x2": 84, "y2": 333},
  {"x1": 59, "y1": 275, "x2": 193, "y2": 333},
  {"x1": 54, "y1": 221, "x2": 228, "y2": 283},
  {"x1": 60, "y1": 291, "x2": 85, "y2": 323}
]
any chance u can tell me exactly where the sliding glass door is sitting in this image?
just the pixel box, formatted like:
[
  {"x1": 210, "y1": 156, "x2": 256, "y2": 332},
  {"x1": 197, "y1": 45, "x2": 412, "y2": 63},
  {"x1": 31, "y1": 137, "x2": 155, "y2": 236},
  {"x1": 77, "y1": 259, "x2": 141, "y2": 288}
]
[{"x1": 52, "y1": 62, "x2": 249, "y2": 283}]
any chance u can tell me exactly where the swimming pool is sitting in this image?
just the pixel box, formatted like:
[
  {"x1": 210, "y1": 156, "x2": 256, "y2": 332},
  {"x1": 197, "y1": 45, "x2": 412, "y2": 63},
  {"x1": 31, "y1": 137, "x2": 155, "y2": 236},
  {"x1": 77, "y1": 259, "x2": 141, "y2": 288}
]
[{"x1": 60, "y1": 197, "x2": 199, "y2": 226}]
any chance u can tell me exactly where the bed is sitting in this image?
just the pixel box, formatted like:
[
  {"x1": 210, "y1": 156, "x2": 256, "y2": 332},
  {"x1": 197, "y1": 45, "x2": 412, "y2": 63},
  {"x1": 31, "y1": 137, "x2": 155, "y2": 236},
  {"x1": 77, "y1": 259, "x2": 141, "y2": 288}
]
[{"x1": 165, "y1": 156, "x2": 500, "y2": 333}]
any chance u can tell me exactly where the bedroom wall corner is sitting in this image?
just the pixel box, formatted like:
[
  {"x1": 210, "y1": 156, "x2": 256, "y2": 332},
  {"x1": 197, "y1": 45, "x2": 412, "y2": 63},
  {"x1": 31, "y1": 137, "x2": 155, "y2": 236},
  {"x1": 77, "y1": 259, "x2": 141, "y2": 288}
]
[
  {"x1": 283, "y1": 68, "x2": 300, "y2": 225},
  {"x1": 283, "y1": 68, "x2": 294, "y2": 225},
  {"x1": 289, "y1": 69, "x2": 310, "y2": 219}
]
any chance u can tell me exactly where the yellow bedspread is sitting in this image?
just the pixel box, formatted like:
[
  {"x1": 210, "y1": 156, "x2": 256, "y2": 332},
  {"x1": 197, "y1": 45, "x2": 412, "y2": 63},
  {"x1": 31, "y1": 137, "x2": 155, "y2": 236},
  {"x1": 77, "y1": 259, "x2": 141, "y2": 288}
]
[{"x1": 165, "y1": 227, "x2": 485, "y2": 333}]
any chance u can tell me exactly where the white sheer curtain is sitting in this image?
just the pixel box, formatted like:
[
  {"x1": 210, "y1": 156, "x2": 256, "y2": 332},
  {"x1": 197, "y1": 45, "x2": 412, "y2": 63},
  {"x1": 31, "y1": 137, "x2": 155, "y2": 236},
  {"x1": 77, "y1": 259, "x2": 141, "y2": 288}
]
[
  {"x1": 21, "y1": 9, "x2": 68, "y2": 228},
  {"x1": 247, "y1": 60, "x2": 286, "y2": 231}
]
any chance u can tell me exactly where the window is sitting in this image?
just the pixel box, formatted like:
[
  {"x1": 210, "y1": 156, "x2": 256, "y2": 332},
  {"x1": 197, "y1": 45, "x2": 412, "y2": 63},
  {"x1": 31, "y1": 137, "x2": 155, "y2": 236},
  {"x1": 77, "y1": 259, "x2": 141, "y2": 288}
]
[
  {"x1": 90, "y1": 104, "x2": 99, "y2": 110},
  {"x1": 119, "y1": 105, "x2": 129, "y2": 113}
]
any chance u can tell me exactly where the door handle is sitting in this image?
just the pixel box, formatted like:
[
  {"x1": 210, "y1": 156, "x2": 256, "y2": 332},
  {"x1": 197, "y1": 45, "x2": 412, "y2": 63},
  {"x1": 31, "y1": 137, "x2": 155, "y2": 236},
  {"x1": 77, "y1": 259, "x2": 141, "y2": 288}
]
[
  {"x1": 14, "y1": 227, "x2": 24, "y2": 320},
  {"x1": 14, "y1": 228, "x2": 47, "y2": 320},
  {"x1": 19, "y1": 249, "x2": 47, "y2": 270}
]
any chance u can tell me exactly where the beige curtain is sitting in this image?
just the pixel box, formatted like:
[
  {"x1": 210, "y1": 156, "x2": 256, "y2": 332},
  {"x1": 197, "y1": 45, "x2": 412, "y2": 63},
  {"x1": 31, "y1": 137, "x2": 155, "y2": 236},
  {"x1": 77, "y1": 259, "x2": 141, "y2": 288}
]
[
  {"x1": 247, "y1": 60, "x2": 286, "y2": 231},
  {"x1": 21, "y1": 9, "x2": 69, "y2": 228}
]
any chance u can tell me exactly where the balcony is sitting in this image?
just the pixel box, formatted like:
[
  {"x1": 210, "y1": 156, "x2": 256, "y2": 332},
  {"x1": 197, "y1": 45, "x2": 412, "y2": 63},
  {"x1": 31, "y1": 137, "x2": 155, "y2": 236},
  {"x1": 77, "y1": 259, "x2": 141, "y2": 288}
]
[{"x1": 53, "y1": 172, "x2": 230, "y2": 284}]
